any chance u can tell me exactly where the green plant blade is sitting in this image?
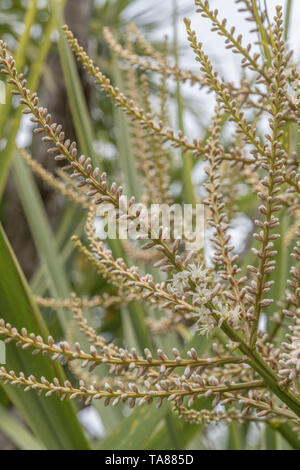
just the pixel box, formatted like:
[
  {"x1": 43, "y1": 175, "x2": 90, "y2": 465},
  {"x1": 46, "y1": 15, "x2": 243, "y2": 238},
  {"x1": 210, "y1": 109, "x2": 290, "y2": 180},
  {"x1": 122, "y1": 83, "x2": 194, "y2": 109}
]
[
  {"x1": 99, "y1": 402, "x2": 169, "y2": 450},
  {"x1": 9, "y1": 0, "x2": 130, "y2": 430},
  {"x1": 0, "y1": 0, "x2": 38, "y2": 141},
  {"x1": 173, "y1": 0, "x2": 196, "y2": 207},
  {"x1": 0, "y1": 1, "x2": 59, "y2": 198},
  {"x1": 271, "y1": 422, "x2": 300, "y2": 450},
  {"x1": 112, "y1": 54, "x2": 141, "y2": 201},
  {"x1": 0, "y1": 405, "x2": 46, "y2": 450},
  {"x1": 49, "y1": 0, "x2": 125, "y2": 267},
  {"x1": 13, "y1": 153, "x2": 124, "y2": 431},
  {"x1": 144, "y1": 334, "x2": 211, "y2": 450},
  {"x1": 144, "y1": 407, "x2": 204, "y2": 450},
  {"x1": 50, "y1": 0, "x2": 98, "y2": 165},
  {"x1": 98, "y1": 333, "x2": 209, "y2": 450},
  {"x1": 13, "y1": 154, "x2": 71, "y2": 331},
  {"x1": 0, "y1": 224, "x2": 90, "y2": 449},
  {"x1": 50, "y1": 1, "x2": 152, "y2": 353}
]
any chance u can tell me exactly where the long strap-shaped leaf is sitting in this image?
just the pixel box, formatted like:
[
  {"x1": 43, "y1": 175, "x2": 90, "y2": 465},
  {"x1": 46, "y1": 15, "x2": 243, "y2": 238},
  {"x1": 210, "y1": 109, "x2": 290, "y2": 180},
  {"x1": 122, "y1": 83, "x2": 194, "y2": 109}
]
[
  {"x1": 13, "y1": 152, "x2": 124, "y2": 432},
  {"x1": 0, "y1": 225, "x2": 91, "y2": 449},
  {"x1": 99, "y1": 402, "x2": 170, "y2": 450},
  {"x1": 0, "y1": 0, "x2": 59, "y2": 198},
  {"x1": 98, "y1": 333, "x2": 210, "y2": 450},
  {"x1": 49, "y1": 0, "x2": 97, "y2": 165},
  {"x1": 111, "y1": 49, "x2": 186, "y2": 444},
  {"x1": 49, "y1": 0, "x2": 153, "y2": 351},
  {"x1": 13, "y1": 154, "x2": 72, "y2": 331},
  {"x1": 0, "y1": 0, "x2": 38, "y2": 153}
]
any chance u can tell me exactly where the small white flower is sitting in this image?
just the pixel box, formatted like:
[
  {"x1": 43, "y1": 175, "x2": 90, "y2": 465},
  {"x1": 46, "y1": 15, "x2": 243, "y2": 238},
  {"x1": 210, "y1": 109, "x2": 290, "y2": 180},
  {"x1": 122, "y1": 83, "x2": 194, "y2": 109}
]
[
  {"x1": 196, "y1": 309, "x2": 215, "y2": 336},
  {"x1": 193, "y1": 285, "x2": 212, "y2": 305},
  {"x1": 230, "y1": 304, "x2": 243, "y2": 326},
  {"x1": 197, "y1": 322, "x2": 214, "y2": 336},
  {"x1": 217, "y1": 303, "x2": 242, "y2": 329},
  {"x1": 171, "y1": 270, "x2": 190, "y2": 295},
  {"x1": 188, "y1": 263, "x2": 209, "y2": 283},
  {"x1": 170, "y1": 262, "x2": 211, "y2": 297}
]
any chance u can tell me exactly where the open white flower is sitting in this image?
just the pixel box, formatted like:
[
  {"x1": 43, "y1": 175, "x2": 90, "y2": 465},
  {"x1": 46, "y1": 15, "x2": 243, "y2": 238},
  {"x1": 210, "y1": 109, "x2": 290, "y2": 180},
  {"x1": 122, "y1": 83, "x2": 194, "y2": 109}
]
[
  {"x1": 171, "y1": 270, "x2": 190, "y2": 295},
  {"x1": 188, "y1": 263, "x2": 209, "y2": 283}
]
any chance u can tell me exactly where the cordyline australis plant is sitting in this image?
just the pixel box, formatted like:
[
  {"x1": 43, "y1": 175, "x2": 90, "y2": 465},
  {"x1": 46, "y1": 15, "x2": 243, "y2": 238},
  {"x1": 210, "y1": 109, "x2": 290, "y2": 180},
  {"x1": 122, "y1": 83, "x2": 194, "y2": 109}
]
[{"x1": 0, "y1": 0, "x2": 300, "y2": 448}]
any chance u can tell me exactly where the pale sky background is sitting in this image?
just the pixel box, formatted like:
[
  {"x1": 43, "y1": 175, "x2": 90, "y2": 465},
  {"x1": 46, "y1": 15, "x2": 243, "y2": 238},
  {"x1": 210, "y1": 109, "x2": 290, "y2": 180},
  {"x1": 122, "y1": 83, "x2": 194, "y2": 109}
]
[
  {"x1": 127, "y1": 0, "x2": 300, "y2": 62},
  {"x1": 124, "y1": 0, "x2": 300, "y2": 132},
  {"x1": 17, "y1": 0, "x2": 300, "y2": 146}
]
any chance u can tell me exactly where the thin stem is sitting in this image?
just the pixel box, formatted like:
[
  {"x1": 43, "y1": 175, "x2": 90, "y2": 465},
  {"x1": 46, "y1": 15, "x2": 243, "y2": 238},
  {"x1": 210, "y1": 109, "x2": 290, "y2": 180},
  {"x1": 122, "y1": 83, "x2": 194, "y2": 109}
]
[
  {"x1": 0, "y1": 320, "x2": 246, "y2": 370},
  {"x1": 251, "y1": 0, "x2": 272, "y2": 66},
  {"x1": 284, "y1": 0, "x2": 293, "y2": 41},
  {"x1": 0, "y1": 368, "x2": 266, "y2": 401},
  {"x1": 173, "y1": 0, "x2": 197, "y2": 207},
  {"x1": 213, "y1": 310, "x2": 300, "y2": 418},
  {"x1": 272, "y1": 422, "x2": 300, "y2": 450}
]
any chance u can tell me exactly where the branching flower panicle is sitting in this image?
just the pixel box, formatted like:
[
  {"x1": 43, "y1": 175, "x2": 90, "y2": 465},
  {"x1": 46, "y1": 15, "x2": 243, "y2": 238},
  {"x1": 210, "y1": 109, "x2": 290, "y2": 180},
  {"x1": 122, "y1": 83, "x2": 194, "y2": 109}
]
[{"x1": 1, "y1": 2, "x2": 300, "y2": 442}]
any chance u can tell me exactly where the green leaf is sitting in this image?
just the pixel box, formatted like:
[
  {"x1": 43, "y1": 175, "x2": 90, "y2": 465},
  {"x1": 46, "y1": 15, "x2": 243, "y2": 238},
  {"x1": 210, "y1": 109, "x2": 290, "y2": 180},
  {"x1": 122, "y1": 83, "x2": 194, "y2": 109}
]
[
  {"x1": 99, "y1": 402, "x2": 169, "y2": 450},
  {"x1": 270, "y1": 422, "x2": 300, "y2": 450},
  {"x1": 144, "y1": 405, "x2": 204, "y2": 450},
  {"x1": 284, "y1": 0, "x2": 293, "y2": 41},
  {"x1": 112, "y1": 54, "x2": 141, "y2": 201},
  {"x1": 145, "y1": 334, "x2": 211, "y2": 450},
  {"x1": 51, "y1": 2, "x2": 152, "y2": 352},
  {"x1": 13, "y1": 153, "x2": 124, "y2": 432},
  {"x1": 49, "y1": 0, "x2": 98, "y2": 166},
  {"x1": 10, "y1": 0, "x2": 128, "y2": 432},
  {"x1": 13, "y1": 154, "x2": 71, "y2": 331},
  {"x1": 109, "y1": 54, "x2": 153, "y2": 351},
  {"x1": 0, "y1": 1, "x2": 58, "y2": 198},
  {"x1": 173, "y1": 0, "x2": 196, "y2": 207},
  {"x1": 49, "y1": 0, "x2": 125, "y2": 265},
  {"x1": 99, "y1": 333, "x2": 210, "y2": 450},
  {"x1": 0, "y1": 0, "x2": 38, "y2": 142},
  {"x1": 0, "y1": 224, "x2": 91, "y2": 449}
]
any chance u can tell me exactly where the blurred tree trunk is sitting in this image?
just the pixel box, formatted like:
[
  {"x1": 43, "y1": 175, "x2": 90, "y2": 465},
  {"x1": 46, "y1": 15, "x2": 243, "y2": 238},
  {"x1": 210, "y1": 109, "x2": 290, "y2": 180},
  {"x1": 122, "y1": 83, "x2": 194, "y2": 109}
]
[{"x1": 4, "y1": 0, "x2": 94, "y2": 278}]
